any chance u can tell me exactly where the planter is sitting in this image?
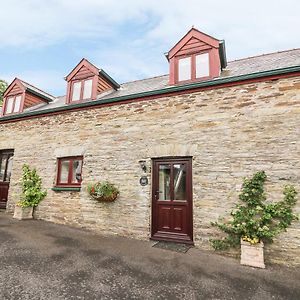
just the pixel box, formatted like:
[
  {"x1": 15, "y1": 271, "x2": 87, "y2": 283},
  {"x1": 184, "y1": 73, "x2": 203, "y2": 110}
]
[
  {"x1": 13, "y1": 206, "x2": 34, "y2": 220},
  {"x1": 87, "y1": 181, "x2": 119, "y2": 202},
  {"x1": 240, "y1": 238, "x2": 265, "y2": 268},
  {"x1": 90, "y1": 192, "x2": 118, "y2": 202}
]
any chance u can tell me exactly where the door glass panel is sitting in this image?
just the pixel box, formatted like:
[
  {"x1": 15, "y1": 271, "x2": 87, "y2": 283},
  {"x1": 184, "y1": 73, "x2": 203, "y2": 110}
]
[
  {"x1": 72, "y1": 159, "x2": 82, "y2": 183},
  {"x1": 5, "y1": 156, "x2": 13, "y2": 182},
  {"x1": 60, "y1": 160, "x2": 70, "y2": 183},
  {"x1": 174, "y1": 164, "x2": 187, "y2": 200},
  {"x1": 0, "y1": 155, "x2": 6, "y2": 181},
  {"x1": 158, "y1": 164, "x2": 171, "y2": 200}
]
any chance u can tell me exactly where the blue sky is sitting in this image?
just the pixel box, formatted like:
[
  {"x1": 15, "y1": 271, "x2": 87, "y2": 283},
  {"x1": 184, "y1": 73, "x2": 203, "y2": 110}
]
[{"x1": 0, "y1": 0, "x2": 299, "y2": 96}]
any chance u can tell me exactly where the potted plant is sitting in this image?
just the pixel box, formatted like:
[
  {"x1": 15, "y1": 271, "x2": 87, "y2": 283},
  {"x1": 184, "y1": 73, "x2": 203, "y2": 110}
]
[
  {"x1": 211, "y1": 171, "x2": 298, "y2": 268},
  {"x1": 13, "y1": 164, "x2": 47, "y2": 220},
  {"x1": 87, "y1": 181, "x2": 119, "y2": 202}
]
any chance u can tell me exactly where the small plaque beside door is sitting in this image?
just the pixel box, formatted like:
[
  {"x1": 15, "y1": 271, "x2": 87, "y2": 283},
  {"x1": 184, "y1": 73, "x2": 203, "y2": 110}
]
[{"x1": 140, "y1": 176, "x2": 148, "y2": 186}]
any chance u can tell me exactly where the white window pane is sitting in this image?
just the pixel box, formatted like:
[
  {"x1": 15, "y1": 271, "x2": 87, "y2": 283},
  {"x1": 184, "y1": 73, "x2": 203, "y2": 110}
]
[
  {"x1": 72, "y1": 160, "x2": 82, "y2": 183},
  {"x1": 13, "y1": 96, "x2": 22, "y2": 112},
  {"x1": 60, "y1": 160, "x2": 70, "y2": 183},
  {"x1": 83, "y1": 79, "x2": 92, "y2": 99},
  {"x1": 72, "y1": 82, "x2": 81, "y2": 101},
  {"x1": 5, "y1": 156, "x2": 13, "y2": 182},
  {"x1": 5, "y1": 97, "x2": 14, "y2": 114},
  {"x1": 178, "y1": 57, "x2": 191, "y2": 81},
  {"x1": 196, "y1": 53, "x2": 210, "y2": 78}
]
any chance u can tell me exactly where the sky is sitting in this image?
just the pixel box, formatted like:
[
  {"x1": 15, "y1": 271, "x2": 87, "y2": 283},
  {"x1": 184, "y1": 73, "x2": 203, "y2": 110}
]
[{"x1": 0, "y1": 0, "x2": 299, "y2": 96}]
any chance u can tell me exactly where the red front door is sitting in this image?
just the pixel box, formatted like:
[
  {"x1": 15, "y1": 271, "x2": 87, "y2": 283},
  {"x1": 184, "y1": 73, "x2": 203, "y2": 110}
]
[
  {"x1": 151, "y1": 158, "x2": 193, "y2": 244},
  {"x1": 0, "y1": 150, "x2": 14, "y2": 209}
]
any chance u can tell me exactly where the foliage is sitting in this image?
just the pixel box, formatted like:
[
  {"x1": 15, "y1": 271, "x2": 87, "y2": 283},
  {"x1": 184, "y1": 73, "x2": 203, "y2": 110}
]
[
  {"x1": 0, "y1": 79, "x2": 8, "y2": 106},
  {"x1": 17, "y1": 164, "x2": 47, "y2": 208},
  {"x1": 87, "y1": 181, "x2": 119, "y2": 201},
  {"x1": 211, "y1": 171, "x2": 298, "y2": 250}
]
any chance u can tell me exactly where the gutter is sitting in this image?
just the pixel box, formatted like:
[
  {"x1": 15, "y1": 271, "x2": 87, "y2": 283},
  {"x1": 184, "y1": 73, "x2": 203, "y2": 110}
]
[{"x1": 1, "y1": 65, "x2": 300, "y2": 123}]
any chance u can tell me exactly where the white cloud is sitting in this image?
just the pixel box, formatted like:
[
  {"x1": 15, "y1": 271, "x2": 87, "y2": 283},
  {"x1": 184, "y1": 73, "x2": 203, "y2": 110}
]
[
  {"x1": 1, "y1": 0, "x2": 299, "y2": 54},
  {"x1": 0, "y1": 70, "x2": 66, "y2": 96},
  {"x1": 1, "y1": 0, "x2": 300, "y2": 94}
]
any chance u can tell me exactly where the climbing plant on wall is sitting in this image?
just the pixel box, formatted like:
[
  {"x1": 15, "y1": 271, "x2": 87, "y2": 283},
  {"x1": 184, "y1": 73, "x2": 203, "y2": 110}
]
[
  {"x1": 211, "y1": 171, "x2": 298, "y2": 250},
  {"x1": 18, "y1": 164, "x2": 47, "y2": 208}
]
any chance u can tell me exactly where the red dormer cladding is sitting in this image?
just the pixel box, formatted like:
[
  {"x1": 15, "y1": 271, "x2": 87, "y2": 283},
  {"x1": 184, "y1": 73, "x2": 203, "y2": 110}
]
[
  {"x1": 65, "y1": 58, "x2": 119, "y2": 104},
  {"x1": 1, "y1": 78, "x2": 54, "y2": 116},
  {"x1": 167, "y1": 28, "x2": 227, "y2": 85}
]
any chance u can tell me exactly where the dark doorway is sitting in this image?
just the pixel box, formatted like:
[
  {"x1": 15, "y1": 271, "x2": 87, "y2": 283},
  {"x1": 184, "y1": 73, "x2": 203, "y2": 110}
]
[
  {"x1": 0, "y1": 150, "x2": 14, "y2": 209},
  {"x1": 151, "y1": 157, "x2": 193, "y2": 244}
]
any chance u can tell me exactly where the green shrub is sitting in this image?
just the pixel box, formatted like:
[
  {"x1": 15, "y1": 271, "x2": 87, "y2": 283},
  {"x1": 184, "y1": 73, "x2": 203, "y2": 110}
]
[{"x1": 17, "y1": 164, "x2": 47, "y2": 208}]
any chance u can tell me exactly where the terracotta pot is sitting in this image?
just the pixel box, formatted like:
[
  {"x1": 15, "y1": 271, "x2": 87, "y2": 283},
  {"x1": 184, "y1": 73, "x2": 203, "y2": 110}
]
[
  {"x1": 13, "y1": 206, "x2": 34, "y2": 220},
  {"x1": 240, "y1": 238, "x2": 265, "y2": 268},
  {"x1": 90, "y1": 192, "x2": 118, "y2": 202}
]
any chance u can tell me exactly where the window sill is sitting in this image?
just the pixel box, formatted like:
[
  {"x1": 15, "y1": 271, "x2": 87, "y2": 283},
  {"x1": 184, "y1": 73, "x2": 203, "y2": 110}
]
[{"x1": 52, "y1": 187, "x2": 81, "y2": 192}]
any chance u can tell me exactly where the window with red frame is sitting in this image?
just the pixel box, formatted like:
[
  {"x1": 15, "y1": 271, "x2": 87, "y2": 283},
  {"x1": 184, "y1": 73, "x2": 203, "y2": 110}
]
[
  {"x1": 177, "y1": 52, "x2": 210, "y2": 82},
  {"x1": 56, "y1": 157, "x2": 83, "y2": 187},
  {"x1": 71, "y1": 78, "x2": 93, "y2": 102},
  {"x1": 4, "y1": 94, "x2": 22, "y2": 114}
]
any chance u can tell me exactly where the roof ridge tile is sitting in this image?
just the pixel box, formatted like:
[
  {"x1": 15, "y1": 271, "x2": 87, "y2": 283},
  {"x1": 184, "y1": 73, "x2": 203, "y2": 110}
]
[{"x1": 229, "y1": 48, "x2": 300, "y2": 63}]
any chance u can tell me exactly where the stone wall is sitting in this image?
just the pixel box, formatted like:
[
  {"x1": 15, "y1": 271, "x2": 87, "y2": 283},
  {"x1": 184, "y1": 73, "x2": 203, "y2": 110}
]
[{"x1": 0, "y1": 76, "x2": 300, "y2": 265}]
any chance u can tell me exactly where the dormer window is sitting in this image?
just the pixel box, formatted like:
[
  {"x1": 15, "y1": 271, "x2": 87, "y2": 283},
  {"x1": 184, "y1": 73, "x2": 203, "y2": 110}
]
[
  {"x1": 177, "y1": 52, "x2": 210, "y2": 83},
  {"x1": 5, "y1": 95, "x2": 22, "y2": 114},
  {"x1": 167, "y1": 28, "x2": 227, "y2": 85},
  {"x1": 65, "y1": 58, "x2": 120, "y2": 104},
  {"x1": 71, "y1": 78, "x2": 93, "y2": 102},
  {"x1": 1, "y1": 78, "x2": 54, "y2": 116}
]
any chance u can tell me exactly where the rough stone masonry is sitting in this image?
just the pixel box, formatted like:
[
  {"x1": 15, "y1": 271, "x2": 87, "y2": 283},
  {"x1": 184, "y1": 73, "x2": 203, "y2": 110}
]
[{"x1": 0, "y1": 76, "x2": 299, "y2": 266}]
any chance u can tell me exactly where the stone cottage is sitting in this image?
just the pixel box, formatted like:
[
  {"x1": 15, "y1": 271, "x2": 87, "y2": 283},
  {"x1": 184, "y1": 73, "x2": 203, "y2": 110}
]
[{"x1": 0, "y1": 28, "x2": 299, "y2": 265}]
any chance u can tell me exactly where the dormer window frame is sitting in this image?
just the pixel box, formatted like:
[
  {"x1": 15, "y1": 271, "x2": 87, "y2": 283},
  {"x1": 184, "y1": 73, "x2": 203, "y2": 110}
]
[
  {"x1": 65, "y1": 58, "x2": 120, "y2": 105},
  {"x1": 70, "y1": 77, "x2": 94, "y2": 103},
  {"x1": 3, "y1": 93, "x2": 24, "y2": 115},
  {"x1": 167, "y1": 28, "x2": 226, "y2": 85},
  {"x1": 175, "y1": 50, "x2": 212, "y2": 84},
  {"x1": 1, "y1": 78, "x2": 53, "y2": 117}
]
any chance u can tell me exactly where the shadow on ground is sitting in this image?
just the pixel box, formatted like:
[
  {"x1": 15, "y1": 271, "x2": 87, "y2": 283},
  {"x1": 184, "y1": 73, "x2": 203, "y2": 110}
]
[{"x1": 0, "y1": 212, "x2": 299, "y2": 300}]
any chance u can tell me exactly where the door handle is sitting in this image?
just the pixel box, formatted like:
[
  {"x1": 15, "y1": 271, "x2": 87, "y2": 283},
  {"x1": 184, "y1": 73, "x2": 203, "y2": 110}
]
[{"x1": 154, "y1": 190, "x2": 160, "y2": 200}]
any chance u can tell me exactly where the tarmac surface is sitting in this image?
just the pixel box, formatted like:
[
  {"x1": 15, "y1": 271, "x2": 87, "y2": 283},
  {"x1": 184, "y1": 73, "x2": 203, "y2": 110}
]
[{"x1": 0, "y1": 212, "x2": 299, "y2": 300}]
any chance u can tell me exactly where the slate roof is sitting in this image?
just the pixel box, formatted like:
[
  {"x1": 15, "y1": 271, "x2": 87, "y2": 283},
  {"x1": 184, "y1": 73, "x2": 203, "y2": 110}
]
[
  {"x1": 15, "y1": 48, "x2": 300, "y2": 113},
  {"x1": 20, "y1": 79, "x2": 55, "y2": 102}
]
